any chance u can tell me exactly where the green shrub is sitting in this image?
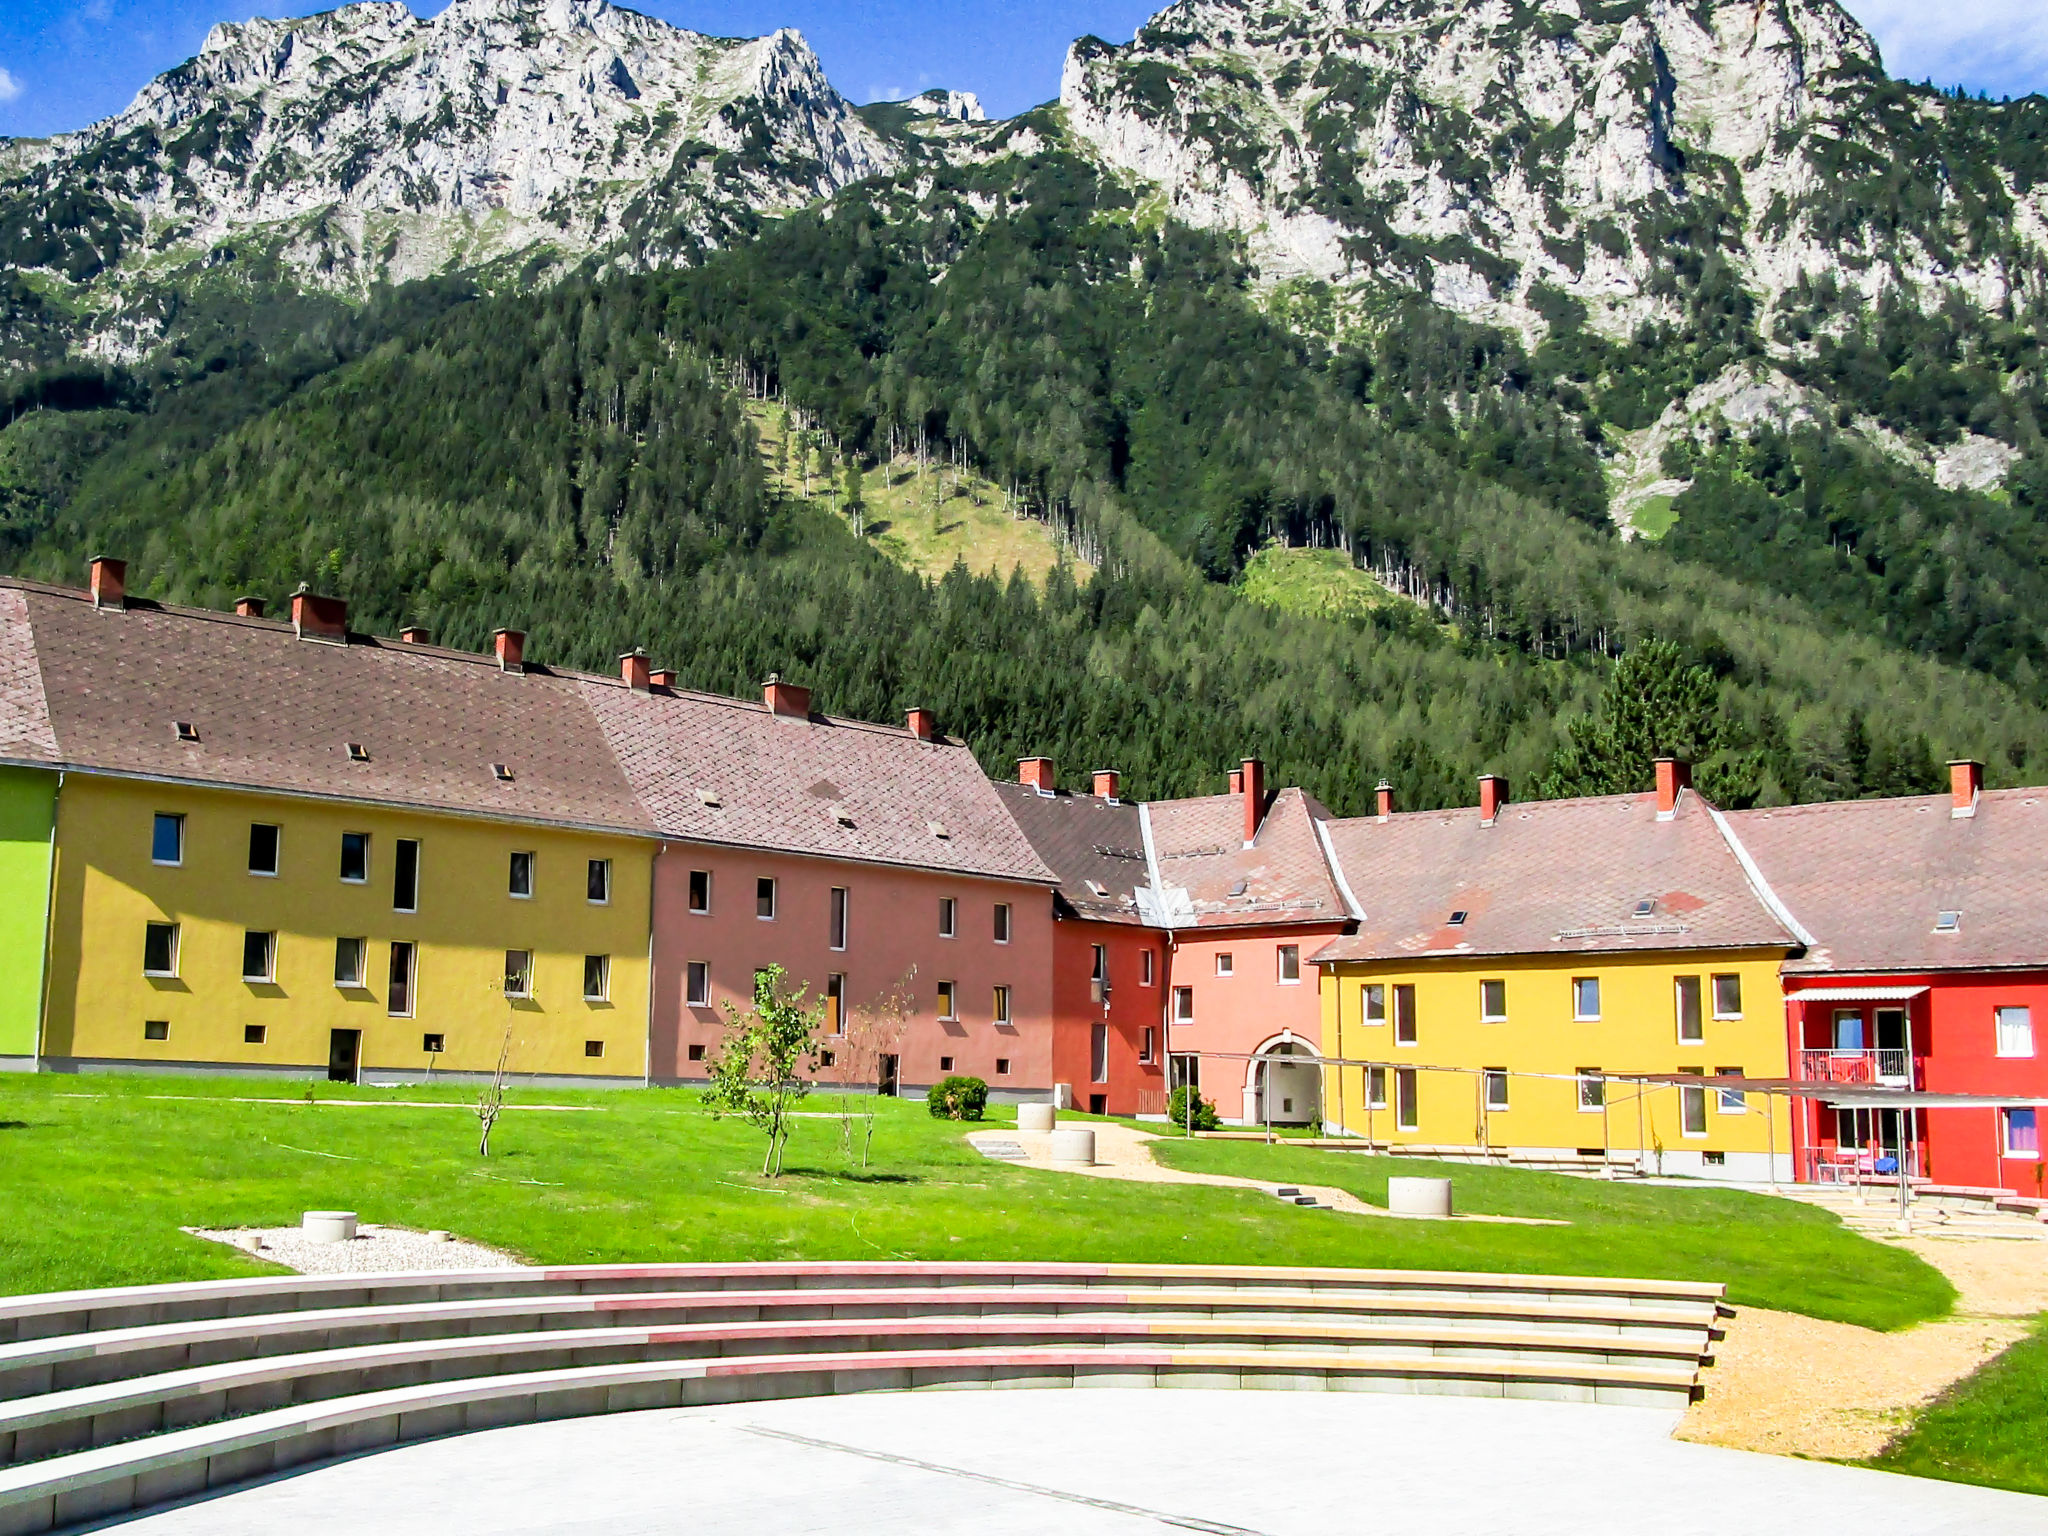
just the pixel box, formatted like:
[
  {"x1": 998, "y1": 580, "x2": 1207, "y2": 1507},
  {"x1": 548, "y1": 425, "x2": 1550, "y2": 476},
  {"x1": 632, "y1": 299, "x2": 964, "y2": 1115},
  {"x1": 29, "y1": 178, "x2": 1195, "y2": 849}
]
[
  {"x1": 1167, "y1": 1085, "x2": 1221, "y2": 1132},
  {"x1": 926, "y1": 1076, "x2": 988, "y2": 1121}
]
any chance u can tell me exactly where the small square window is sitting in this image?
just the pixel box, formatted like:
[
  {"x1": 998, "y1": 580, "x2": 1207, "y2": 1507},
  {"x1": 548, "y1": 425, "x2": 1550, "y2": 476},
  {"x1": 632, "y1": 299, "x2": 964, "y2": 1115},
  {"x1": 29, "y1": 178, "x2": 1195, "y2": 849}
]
[
  {"x1": 423, "y1": 1033, "x2": 445, "y2": 1054},
  {"x1": 152, "y1": 813, "x2": 184, "y2": 866},
  {"x1": 1716, "y1": 1067, "x2": 1747, "y2": 1113},
  {"x1": 994, "y1": 903, "x2": 1011, "y2": 943},
  {"x1": 1997, "y1": 1006, "x2": 2034, "y2": 1059},
  {"x1": 340, "y1": 832, "x2": 369, "y2": 883},
  {"x1": 939, "y1": 897, "x2": 957, "y2": 938},
  {"x1": 584, "y1": 954, "x2": 610, "y2": 1002},
  {"x1": 1703, "y1": 1150, "x2": 1727, "y2": 1167},
  {"x1": 819, "y1": 1048, "x2": 836, "y2": 1067},
  {"x1": 2005, "y1": 1106, "x2": 2039, "y2": 1157},
  {"x1": 756, "y1": 877, "x2": 776, "y2": 920},
  {"x1": 689, "y1": 869, "x2": 711, "y2": 913},
  {"x1": 143, "y1": 921, "x2": 179, "y2": 977},
  {"x1": 334, "y1": 936, "x2": 367, "y2": 988},
  {"x1": 587, "y1": 859, "x2": 611, "y2": 904},
  {"x1": 584, "y1": 1039, "x2": 605, "y2": 1059},
  {"x1": 940, "y1": 1055, "x2": 955, "y2": 1072},
  {"x1": 1711, "y1": 974, "x2": 1742, "y2": 1019},
  {"x1": 688, "y1": 1043, "x2": 707, "y2": 1063},
  {"x1": 1573, "y1": 976, "x2": 1602, "y2": 1021},
  {"x1": 247, "y1": 823, "x2": 280, "y2": 876},
  {"x1": 686, "y1": 960, "x2": 710, "y2": 1008},
  {"x1": 144, "y1": 1019, "x2": 169, "y2": 1041},
  {"x1": 509, "y1": 851, "x2": 534, "y2": 898},
  {"x1": 241, "y1": 930, "x2": 276, "y2": 983},
  {"x1": 504, "y1": 949, "x2": 534, "y2": 998},
  {"x1": 1577, "y1": 1070, "x2": 1605, "y2": 1110},
  {"x1": 243, "y1": 1024, "x2": 266, "y2": 1045},
  {"x1": 1480, "y1": 979, "x2": 1507, "y2": 1022},
  {"x1": 995, "y1": 1058, "x2": 1011, "y2": 1075},
  {"x1": 1215, "y1": 953, "x2": 1234, "y2": 977}
]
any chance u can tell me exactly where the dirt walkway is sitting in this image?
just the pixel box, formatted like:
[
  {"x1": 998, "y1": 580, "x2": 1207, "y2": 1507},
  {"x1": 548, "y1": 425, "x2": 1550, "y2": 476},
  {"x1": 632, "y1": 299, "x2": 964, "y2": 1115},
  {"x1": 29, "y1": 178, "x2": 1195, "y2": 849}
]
[{"x1": 1680, "y1": 1230, "x2": 2048, "y2": 1460}]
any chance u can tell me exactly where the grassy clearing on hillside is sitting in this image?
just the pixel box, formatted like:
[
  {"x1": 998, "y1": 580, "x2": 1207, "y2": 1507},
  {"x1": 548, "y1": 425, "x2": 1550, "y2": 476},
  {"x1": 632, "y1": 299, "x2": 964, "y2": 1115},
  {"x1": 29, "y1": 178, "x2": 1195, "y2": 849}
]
[
  {"x1": 1234, "y1": 545, "x2": 1421, "y2": 625},
  {"x1": 1871, "y1": 1315, "x2": 2048, "y2": 1495},
  {"x1": 1630, "y1": 494, "x2": 1679, "y2": 540},
  {"x1": 0, "y1": 1077, "x2": 1946, "y2": 1334},
  {"x1": 746, "y1": 403, "x2": 1088, "y2": 588},
  {"x1": 1148, "y1": 1138, "x2": 1950, "y2": 1333}
]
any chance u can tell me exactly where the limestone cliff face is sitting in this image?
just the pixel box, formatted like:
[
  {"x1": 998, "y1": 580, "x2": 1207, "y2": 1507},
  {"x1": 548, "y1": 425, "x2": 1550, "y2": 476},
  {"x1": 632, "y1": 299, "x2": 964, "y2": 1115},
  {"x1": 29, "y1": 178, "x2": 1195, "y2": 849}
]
[
  {"x1": 1060, "y1": 0, "x2": 2048, "y2": 336},
  {"x1": 0, "y1": 0, "x2": 895, "y2": 300}
]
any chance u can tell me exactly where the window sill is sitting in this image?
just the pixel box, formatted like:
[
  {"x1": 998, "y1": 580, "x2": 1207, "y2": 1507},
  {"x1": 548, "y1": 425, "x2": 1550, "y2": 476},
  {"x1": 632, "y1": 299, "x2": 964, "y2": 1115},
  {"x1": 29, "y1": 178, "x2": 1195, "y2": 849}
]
[
  {"x1": 248, "y1": 871, "x2": 278, "y2": 879},
  {"x1": 1480, "y1": 1016, "x2": 1508, "y2": 1025}
]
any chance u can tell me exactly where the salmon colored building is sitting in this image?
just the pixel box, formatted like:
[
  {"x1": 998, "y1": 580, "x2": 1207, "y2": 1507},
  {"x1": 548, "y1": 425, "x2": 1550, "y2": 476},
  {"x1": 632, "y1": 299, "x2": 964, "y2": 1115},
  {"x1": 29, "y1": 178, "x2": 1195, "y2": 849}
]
[{"x1": 1726, "y1": 763, "x2": 2048, "y2": 1194}]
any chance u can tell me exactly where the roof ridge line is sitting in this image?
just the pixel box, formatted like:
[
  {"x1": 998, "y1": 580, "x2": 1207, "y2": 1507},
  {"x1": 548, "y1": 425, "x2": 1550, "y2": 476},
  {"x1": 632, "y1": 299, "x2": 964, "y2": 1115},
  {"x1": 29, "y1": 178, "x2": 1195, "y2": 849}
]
[{"x1": 1709, "y1": 805, "x2": 1815, "y2": 948}]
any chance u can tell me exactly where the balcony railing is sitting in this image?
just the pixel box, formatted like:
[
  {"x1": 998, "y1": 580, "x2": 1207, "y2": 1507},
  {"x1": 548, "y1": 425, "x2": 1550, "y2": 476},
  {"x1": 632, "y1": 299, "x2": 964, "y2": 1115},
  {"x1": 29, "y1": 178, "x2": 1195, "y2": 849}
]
[{"x1": 1799, "y1": 1049, "x2": 1911, "y2": 1087}]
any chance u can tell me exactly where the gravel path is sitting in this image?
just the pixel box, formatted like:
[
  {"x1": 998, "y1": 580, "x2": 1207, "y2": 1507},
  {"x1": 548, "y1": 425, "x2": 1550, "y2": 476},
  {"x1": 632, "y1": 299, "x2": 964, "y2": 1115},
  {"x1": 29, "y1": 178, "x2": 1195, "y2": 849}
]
[{"x1": 187, "y1": 1224, "x2": 526, "y2": 1275}]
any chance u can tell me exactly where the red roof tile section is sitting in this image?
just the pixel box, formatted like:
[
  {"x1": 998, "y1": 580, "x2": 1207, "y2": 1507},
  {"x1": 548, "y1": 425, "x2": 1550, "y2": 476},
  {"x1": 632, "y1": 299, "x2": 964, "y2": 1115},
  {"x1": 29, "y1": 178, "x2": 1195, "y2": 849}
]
[
  {"x1": 1312, "y1": 791, "x2": 1797, "y2": 963},
  {"x1": 0, "y1": 587, "x2": 58, "y2": 765},
  {"x1": 1726, "y1": 791, "x2": 2048, "y2": 973},
  {"x1": 1143, "y1": 787, "x2": 1347, "y2": 928},
  {"x1": 991, "y1": 781, "x2": 1149, "y2": 923},
  {"x1": 583, "y1": 682, "x2": 1053, "y2": 883}
]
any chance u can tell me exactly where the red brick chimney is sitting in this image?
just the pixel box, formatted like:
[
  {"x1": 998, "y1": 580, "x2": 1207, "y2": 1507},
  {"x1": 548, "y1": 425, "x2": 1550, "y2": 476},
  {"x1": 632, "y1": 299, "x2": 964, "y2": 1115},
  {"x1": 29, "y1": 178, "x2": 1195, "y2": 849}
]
[
  {"x1": 398, "y1": 624, "x2": 430, "y2": 645},
  {"x1": 906, "y1": 707, "x2": 938, "y2": 742},
  {"x1": 89, "y1": 556, "x2": 126, "y2": 610},
  {"x1": 1094, "y1": 769, "x2": 1121, "y2": 801},
  {"x1": 1018, "y1": 757, "x2": 1056, "y2": 793},
  {"x1": 1479, "y1": 774, "x2": 1509, "y2": 826},
  {"x1": 1241, "y1": 758, "x2": 1266, "y2": 846},
  {"x1": 1950, "y1": 759, "x2": 1983, "y2": 819},
  {"x1": 649, "y1": 668, "x2": 677, "y2": 690},
  {"x1": 492, "y1": 628, "x2": 524, "y2": 671},
  {"x1": 290, "y1": 585, "x2": 348, "y2": 644},
  {"x1": 763, "y1": 673, "x2": 811, "y2": 717},
  {"x1": 1375, "y1": 781, "x2": 1394, "y2": 822},
  {"x1": 1655, "y1": 757, "x2": 1692, "y2": 820},
  {"x1": 620, "y1": 650, "x2": 651, "y2": 691},
  {"x1": 235, "y1": 596, "x2": 266, "y2": 619}
]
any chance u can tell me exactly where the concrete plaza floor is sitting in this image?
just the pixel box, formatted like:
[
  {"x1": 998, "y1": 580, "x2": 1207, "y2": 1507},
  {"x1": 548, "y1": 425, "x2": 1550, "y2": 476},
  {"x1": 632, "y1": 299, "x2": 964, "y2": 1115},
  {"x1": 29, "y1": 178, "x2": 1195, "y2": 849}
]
[{"x1": 105, "y1": 1389, "x2": 2043, "y2": 1535}]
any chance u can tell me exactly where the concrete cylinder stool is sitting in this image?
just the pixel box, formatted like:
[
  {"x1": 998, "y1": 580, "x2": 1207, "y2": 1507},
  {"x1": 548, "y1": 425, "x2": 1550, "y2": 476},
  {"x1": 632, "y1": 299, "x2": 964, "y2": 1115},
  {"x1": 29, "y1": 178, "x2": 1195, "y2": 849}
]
[
  {"x1": 1048, "y1": 1128, "x2": 1097, "y2": 1166},
  {"x1": 1386, "y1": 1178, "x2": 1453, "y2": 1218},
  {"x1": 1018, "y1": 1102, "x2": 1057, "y2": 1133},
  {"x1": 302, "y1": 1210, "x2": 359, "y2": 1244}
]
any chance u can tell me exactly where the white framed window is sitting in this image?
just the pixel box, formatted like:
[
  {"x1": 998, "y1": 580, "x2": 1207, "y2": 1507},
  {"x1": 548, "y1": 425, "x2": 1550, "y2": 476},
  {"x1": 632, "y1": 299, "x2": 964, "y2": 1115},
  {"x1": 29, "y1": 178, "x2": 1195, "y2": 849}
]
[
  {"x1": 826, "y1": 973, "x2": 845, "y2": 1035},
  {"x1": 994, "y1": 903, "x2": 1011, "y2": 943},
  {"x1": 1090, "y1": 1022, "x2": 1109, "y2": 1083},
  {"x1": 686, "y1": 960, "x2": 710, "y2": 1008},
  {"x1": 387, "y1": 941, "x2": 415, "y2": 1017},
  {"x1": 829, "y1": 887, "x2": 848, "y2": 951},
  {"x1": 1362, "y1": 983, "x2": 1386, "y2": 1024},
  {"x1": 1394, "y1": 983, "x2": 1417, "y2": 1045},
  {"x1": 937, "y1": 980, "x2": 957, "y2": 1021},
  {"x1": 1140, "y1": 950, "x2": 1155, "y2": 986},
  {"x1": 151, "y1": 812, "x2": 184, "y2": 867},
  {"x1": 993, "y1": 985, "x2": 1012, "y2": 1026},
  {"x1": 1365, "y1": 1066, "x2": 1388, "y2": 1110},
  {"x1": 504, "y1": 949, "x2": 534, "y2": 998},
  {"x1": 340, "y1": 832, "x2": 370, "y2": 884},
  {"x1": 392, "y1": 838, "x2": 420, "y2": 913},
  {"x1": 756, "y1": 877, "x2": 777, "y2": 920},
  {"x1": 1997, "y1": 1006, "x2": 2035, "y2": 1059},
  {"x1": 1577, "y1": 1069, "x2": 1605, "y2": 1111},
  {"x1": 142, "y1": 921, "x2": 180, "y2": 977},
  {"x1": 1483, "y1": 1068, "x2": 1509, "y2": 1110},
  {"x1": 1716, "y1": 1067, "x2": 1747, "y2": 1113},
  {"x1": 1679, "y1": 1071, "x2": 1709, "y2": 1137},
  {"x1": 688, "y1": 869, "x2": 711, "y2": 914},
  {"x1": 241, "y1": 930, "x2": 276, "y2": 983},
  {"x1": 587, "y1": 859, "x2": 611, "y2": 905},
  {"x1": 1139, "y1": 1026, "x2": 1155, "y2": 1064},
  {"x1": 1172, "y1": 986, "x2": 1194, "y2": 1023},
  {"x1": 939, "y1": 897, "x2": 957, "y2": 938},
  {"x1": 1394, "y1": 1068, "x2": 1419, "y2": 1131},
  {"x1": 247, "y1": 823, "x2": 280, "y2": 877},
  {"x1": 1215, "y1": 952, "x2": 1234, "y2": 978},
  {"x1": 508, "y1": 851, "x2": 534, "y2": 899},
  {"x1": 1711, "y1": 973, "x2": 1743, "y2": 1020},
  {"x1": 1091, "y1": 944, "x2": 1108, "y2": 1004},
  {"x1": 1277, "y1": 945, "x2": 1300, "y2": 984},
  {"x1": 334, "y1": 937, "x2": 367, "y2": 989},
  {"x1": 1675, "y1": 975, "x2": 1704, "y2": 1044},
  {"x1": 2004, "y1": 1106, "x2": 2040, "y2": 1158},
  {"x1": 583, "y1": 954, "x2": 610, "y2": 1002},
  {"x1": 1573, "y1": 976, "x2": 1601, "y2": 1021},
  {"x1": 1480, "y1": 978, "x2": 1507, "y2": 1022}
]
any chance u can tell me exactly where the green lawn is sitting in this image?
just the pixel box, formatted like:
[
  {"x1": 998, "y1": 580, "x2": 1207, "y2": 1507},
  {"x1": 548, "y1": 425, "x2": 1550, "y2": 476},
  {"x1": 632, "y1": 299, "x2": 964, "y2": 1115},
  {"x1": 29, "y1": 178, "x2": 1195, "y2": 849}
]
[
  {"x1": 0, "y1": 1076, "x2": 1948, "y2": 1336},
  {"x1": 1871, "y1": 1315, "x2": 2048, "y2": 1495},
  {"x1": 1148, "y1": 1138, "x2": 1950, "y2": 1332}
]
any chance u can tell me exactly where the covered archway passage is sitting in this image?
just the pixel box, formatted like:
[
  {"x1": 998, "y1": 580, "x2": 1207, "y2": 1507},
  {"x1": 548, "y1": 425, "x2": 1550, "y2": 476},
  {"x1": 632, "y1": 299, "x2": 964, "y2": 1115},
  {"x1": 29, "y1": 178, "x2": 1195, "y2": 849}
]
[{"x1": 1247, "y1": 1034, "x2": 1322, "y2": 1127}]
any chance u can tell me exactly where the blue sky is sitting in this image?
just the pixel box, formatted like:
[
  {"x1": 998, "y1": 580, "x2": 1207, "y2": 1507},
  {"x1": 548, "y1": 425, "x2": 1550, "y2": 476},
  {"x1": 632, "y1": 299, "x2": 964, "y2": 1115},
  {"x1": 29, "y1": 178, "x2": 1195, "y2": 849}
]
[{"x1": 0, "y1": 0, "x2": 2041, "y2": 140}]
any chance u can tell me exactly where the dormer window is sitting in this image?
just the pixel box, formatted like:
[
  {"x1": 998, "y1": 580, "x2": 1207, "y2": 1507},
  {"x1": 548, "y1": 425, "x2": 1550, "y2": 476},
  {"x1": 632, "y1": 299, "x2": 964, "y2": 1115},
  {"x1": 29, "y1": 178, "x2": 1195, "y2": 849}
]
[
  {"x1": 174, "y1": 721, "x2": 200, "y2": 743},
  {"x1": 346, "y1": 742, "x2": 370, "y2": 763},
  {"x1": 1935, "y1": 911, "x2": 1962, "y2": 934}
]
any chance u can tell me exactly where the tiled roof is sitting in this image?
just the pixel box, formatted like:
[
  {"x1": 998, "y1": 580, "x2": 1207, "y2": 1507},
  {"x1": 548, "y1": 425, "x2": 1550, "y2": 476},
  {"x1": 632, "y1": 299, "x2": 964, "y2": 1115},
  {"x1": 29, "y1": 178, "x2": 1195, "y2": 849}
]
[
  {"x1": 583, "y1": 682, "x2": 1055, "y2": 884},
  {"x1": 1312, "y1": 790, "x2": 1798, "y2": 964},
  {"x1": 1142, "y1": 787, "x2": 1349, "y2": 929},
  {"x1": 0, "y1": 588, "x2": 58, "y2": 765},
  {"x1": 1, "y1": 578, "x2": 653, "y2": 835},
  {"x1": 990, "y1": 781, "x2": 1149, "y2": 923},
  {"x1": 1726, "y1": 791, "x2": 2048, "y2": 973}
]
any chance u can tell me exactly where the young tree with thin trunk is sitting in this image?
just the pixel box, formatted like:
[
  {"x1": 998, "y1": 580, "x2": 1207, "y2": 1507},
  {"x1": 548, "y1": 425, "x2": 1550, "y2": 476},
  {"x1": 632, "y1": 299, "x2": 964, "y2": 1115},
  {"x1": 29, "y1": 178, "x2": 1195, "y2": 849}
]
[
  {"x1": 475, "y1": 1027, "x2": 514, "y2": 1157},
  {"x1": 703, "y1": 965, "x2": 823, "y2": 1177},
  {"x1": 837, "y1": 967, "x2": 915, "y2": 1168}
]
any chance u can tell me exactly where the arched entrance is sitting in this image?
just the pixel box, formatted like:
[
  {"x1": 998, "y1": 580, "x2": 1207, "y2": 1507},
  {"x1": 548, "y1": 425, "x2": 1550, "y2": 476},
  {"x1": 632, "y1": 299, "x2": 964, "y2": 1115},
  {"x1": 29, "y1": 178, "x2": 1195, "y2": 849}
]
[{"x1": 1247, "y1": 1036, "x2": 1322, "y2": 1127}]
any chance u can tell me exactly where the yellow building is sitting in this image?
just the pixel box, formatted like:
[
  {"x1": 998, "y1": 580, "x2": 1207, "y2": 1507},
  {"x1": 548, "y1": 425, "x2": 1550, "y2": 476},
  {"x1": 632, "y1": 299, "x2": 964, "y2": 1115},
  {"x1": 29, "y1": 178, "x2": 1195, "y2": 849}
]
[
  {"x1": 1312, "y1": 768, "x2": 1801, "y2": 1181},
  {"x1": 7, "y1": 567, "x2": 659, "y2": 1084}
]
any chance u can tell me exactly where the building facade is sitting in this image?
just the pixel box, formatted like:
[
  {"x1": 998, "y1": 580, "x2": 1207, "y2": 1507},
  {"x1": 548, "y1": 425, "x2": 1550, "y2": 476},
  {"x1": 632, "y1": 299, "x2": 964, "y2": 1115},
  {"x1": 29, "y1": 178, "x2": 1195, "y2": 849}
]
[{"x1": 0, "y1": 764, "x2": 56, "y2": 1067}]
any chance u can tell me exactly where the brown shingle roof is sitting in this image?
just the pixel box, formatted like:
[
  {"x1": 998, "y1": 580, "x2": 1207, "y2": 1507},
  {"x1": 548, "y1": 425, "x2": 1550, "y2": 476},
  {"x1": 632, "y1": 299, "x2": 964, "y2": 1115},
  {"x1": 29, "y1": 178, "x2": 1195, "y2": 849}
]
[
  {"x1": 991, "y1": 781, "x2": 1148, "y2": 922},
  {"x1": 0, "y1": 587, "x2": 58, "y2": 765},
  {"x1": 1727, "y1": 790, "x2": 2048, "y2": 973},
  {"x1": 1, "y1": 579, "x2": 653, "y2": 835},
  {"x1": 584, "y1": 682, "x2": 1054, "y2": 884},
  {"x1": 1143, "y1": 787, "x2": 1348, "y2": 929},
  {"x1": 1312, "y1": 790, "x2": 1798, "y2": 964}
]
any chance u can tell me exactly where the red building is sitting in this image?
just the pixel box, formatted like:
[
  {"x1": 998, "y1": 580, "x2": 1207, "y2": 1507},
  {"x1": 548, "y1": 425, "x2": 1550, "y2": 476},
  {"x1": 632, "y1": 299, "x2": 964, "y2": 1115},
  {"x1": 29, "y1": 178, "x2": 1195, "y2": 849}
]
[{"x1": 1728, "y1": 762, "x2": 2048, "y2": 1193}]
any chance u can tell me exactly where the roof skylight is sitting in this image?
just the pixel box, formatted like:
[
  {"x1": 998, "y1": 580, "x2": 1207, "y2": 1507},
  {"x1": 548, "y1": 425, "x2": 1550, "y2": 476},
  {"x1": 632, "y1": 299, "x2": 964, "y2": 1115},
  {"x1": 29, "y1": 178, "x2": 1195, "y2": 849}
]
[
  {"x1": 696, "y1": 787, "x2": 722, "y2": 808},
  {"x1": 174, "y1": 721, "x2": 199, "y2": 743},
  {"x1": 345, "y1": 742, "x2": 370, "y2": 763},
  {"x1": 1228, "y1": 880, "x2": 1248, "y2": 897},
  {"x1": 1447, "y1": 910, "x2": 1468, "y2": 926},
  {"x1": 1935, "y1": 911, "x2": 1962, "y2": 934},
  {"x1": 490, "y1": 763, "x2": 514, "y2": 782},
  {"x1": 928, "y1": 820, "x2": 951, "y2": 840},
  {"x1": 1632, "y1": 898, "x2": 1658, "y2": 918}
]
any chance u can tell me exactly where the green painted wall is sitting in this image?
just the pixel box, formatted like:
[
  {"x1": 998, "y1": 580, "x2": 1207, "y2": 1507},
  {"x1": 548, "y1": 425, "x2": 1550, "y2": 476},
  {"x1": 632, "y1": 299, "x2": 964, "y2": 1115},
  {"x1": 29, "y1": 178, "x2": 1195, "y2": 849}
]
[{"x1": 0, "y1": 768, "x2": 56, "y2": 1059}]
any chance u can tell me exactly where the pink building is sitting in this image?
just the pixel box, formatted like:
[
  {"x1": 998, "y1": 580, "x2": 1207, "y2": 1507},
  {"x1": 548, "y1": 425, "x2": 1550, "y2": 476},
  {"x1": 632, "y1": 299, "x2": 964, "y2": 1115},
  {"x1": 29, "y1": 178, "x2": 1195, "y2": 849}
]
[{"x1": 586, "y1": 672, "x2": 1058, "y2": 1096}]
